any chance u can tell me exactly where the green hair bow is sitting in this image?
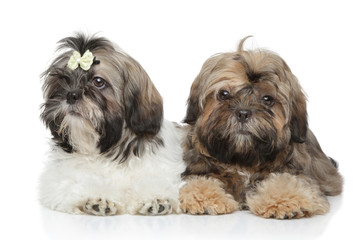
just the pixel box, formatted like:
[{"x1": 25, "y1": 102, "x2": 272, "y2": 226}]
[{"x1": 67, "y1": 50, "x2": 95, "y2": 71}]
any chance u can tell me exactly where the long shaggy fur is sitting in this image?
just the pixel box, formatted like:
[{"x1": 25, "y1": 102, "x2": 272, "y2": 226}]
[
  {"x1": 179, "y1": 37, "x2": 343, "y2": 219},
  {"x1": 39, "y1": 33, "x2": 185, "y2": 216}
]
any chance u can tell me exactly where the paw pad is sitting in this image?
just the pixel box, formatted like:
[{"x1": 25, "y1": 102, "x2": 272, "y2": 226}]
[
  {"x1": 84, "y1": 198, "x2": 117, "y2": 216},
  {"x1": 139, "y1": 199, "x2": 173, "y2": 216}
]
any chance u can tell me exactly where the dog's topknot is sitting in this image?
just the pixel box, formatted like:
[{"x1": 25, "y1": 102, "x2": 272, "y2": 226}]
[
  {"x1": 237, "y1": 35, "x2": 253, "y2": 53},
  {"x1": 57, "y1": 32, "x2": 114, "y2": 55}
]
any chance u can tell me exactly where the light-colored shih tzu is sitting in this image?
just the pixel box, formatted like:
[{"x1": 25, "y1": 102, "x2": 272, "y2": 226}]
[
  {"x1": 179, "y1": 37, "x2": 343, "y2": 219},
  {"x1": 39, "y1": 33, "x2": 185, "y2": 216}
]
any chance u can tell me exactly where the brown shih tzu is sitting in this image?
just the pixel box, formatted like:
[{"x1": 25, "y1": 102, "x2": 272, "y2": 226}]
[{"x1": 179, "y1": 37, "x2": 343, "y2": 219}]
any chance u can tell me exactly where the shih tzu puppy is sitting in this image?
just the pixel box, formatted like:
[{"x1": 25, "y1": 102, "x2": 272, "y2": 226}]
[
  {"x1": 39, "y1": 33, "x2": 185, "y2": 216},
  {"x1": 179, "y1": 37, "x2": 343, "y2": 219}
]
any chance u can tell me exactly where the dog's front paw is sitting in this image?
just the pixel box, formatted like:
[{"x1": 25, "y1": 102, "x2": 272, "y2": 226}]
[
  {"x1": 180, "y1": 176, "x2": 239, "y2": 215},
  {"x1": 247, "y1": 173, "x2": 330, "y2": 219},
  {"x1": 138, "y1": 199, "x2": 173, "y2": 216},
  {"x1": 84, "y1": 198, "x2": 118, "y2": 216}
]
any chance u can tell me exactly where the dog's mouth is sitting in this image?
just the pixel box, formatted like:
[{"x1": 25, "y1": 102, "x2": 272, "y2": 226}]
[
  {"x1": 67, "y1": 105, "x2": 83, "y2": 117},
  {"x1": 234, "y1": 123, "x2": 252, "y2": 135},
  {"x1": 68, "y1": 110, "x2": 82, "y2": 117},
  {"x1": 237, "y1": 130, "x2": 251, "y2": 135}
]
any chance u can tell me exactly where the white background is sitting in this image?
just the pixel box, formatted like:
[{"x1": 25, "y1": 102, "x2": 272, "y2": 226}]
[{"x1": 1, "y1": 0, "x2": 359, "y2": 239}]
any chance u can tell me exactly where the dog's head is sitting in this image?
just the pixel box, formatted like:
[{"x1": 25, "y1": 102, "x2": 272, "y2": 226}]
[
  {"x1": 184, "y1": 37, "x2": 307, "y2": 166},
  {"x1": 41, "y1": 33, "x2": 163, "y2": 159}
]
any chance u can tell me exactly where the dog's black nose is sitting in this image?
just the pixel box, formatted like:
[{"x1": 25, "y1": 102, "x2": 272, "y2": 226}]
[
  {"x1": 67, "y1": 90, "x2": 82, "y2": 104},
  {"x1": 236, "y1": 110, "x2": 252, "y2": 123}
]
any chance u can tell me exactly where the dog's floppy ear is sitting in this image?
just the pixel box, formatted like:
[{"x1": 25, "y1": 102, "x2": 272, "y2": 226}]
[
  {"x1": 289, "y1": 75, "x2": 308, "y2": 143},
  {"x1": 122, "y1": 57, "x2": 163, "y2": 136},
  {"x1": 184, "y1": 56, "x2": 221, "y2": 125},
  {"x1": 184, "y1": 80, "x2": 201, "y2": 125}
]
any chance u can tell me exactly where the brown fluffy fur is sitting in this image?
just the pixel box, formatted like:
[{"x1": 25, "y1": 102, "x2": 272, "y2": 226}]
[
  {"x1": 246, "y1": 173, "x2": 330, "y2": 219},
  {"x1": 180, "y1": 176, "x2": 240, "y2": 215},
  {"x1": 179, "y1": 37, "x2": 343, "y2": 219}
]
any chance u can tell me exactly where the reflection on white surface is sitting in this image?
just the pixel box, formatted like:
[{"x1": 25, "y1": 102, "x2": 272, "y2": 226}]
[{"x1": 40, "y1": 196, "x2": 343, "y2": 240}]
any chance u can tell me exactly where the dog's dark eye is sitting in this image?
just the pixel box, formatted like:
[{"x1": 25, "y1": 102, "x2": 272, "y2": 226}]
[
  {"x1": 93, "y1": 77, "x2": 106, "y2": 89},
  {"x1": 262, "y1": 95, "x2": 275, "y2": 106},
  {"x1": 218, "y1": 90, "x2": 231, "y2": 101}
]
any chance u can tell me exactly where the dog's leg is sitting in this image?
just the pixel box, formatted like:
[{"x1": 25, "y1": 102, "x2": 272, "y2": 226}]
[
  {"x1": 39, "y1": 163, "x2": 123, "y2": 216},
  {"x1": 122, "y1": 175, "x2": 182, "y2": 216},
  {"x1": 179, "y1": 176, "x2": 239, "y2": 215},
  {"x1": 246, "y1": 173, "x2": 329, "y2": 219}
]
